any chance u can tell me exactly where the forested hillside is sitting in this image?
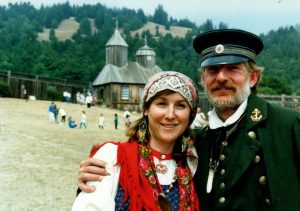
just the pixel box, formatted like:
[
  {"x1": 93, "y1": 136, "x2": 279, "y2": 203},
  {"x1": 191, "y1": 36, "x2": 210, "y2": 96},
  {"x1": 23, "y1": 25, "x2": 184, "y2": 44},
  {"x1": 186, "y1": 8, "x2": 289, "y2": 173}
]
[{"x1": 0, "y1": 2, "x2": 300, "y2": 94}]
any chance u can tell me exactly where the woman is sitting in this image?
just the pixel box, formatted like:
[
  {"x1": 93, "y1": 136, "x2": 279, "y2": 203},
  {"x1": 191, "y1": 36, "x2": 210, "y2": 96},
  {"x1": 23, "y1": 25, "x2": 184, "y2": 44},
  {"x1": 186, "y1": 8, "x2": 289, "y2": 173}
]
[{"x1": 72, "y1": 71, "x2": 200, "y2": 211}]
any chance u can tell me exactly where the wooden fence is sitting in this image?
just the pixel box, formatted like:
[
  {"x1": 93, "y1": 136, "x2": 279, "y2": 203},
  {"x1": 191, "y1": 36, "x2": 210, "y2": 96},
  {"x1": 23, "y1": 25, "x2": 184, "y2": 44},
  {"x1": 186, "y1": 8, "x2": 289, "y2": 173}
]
[
  {"x1": 0, "y1": 70, "x2": 89, "y2": 102},
  {"x1": 1, "y1": 70, "x2": 300, "y2": 112}
]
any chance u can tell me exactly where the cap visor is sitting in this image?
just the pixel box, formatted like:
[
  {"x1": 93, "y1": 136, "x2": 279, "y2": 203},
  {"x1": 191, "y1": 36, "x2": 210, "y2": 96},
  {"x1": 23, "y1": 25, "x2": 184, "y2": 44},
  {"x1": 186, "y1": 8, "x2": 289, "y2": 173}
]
[{"x1": 201, "y1": 55, "x2": 249, "y2": 67}]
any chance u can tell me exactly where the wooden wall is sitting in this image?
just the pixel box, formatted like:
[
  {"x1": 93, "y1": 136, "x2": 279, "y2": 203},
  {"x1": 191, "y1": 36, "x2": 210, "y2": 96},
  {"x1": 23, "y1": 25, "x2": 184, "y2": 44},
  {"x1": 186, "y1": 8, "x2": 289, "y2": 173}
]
[{"x1": 0, "y1": 70, "x2": 89, "y2": 102}]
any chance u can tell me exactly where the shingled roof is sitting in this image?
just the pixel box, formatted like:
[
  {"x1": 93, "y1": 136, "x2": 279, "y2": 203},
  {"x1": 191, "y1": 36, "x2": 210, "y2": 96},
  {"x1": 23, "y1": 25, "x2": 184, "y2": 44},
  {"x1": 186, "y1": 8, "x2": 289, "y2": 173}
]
[
  {"x1": 92, "y1": 61, "x2": 162, "y2": 86},
  {"x1": 136, "y1": 44, "x2": 156, "y2": 56},
  {"x1": 105, "y1": 29, "x2": 128, "y2": 47}
]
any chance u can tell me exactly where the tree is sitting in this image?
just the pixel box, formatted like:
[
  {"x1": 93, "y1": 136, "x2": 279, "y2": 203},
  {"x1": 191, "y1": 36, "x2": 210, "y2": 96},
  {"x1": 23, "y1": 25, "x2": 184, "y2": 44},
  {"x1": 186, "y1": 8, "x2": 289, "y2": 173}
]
[
  {"x1": 0, "y1": 80, "x2": 11, "y2": 97},
  {"x1": 0, "y1": 2, "x2": 299, "y2": 94},
  {"x1": 260, "y1": 77, "x2": 292, "y2": 95},
  {"x1": 49, "y1": 28, "x2": 57, "y2": 42},
  {"x1": 79, "y1": 18, "x2": 92, "y2": 35},
  {"x1": 137, "y1": 9, "x2": 147, "y2": 23},
  {"x1": 153, "y1": 4, "x2": 168, "y2": 25}
]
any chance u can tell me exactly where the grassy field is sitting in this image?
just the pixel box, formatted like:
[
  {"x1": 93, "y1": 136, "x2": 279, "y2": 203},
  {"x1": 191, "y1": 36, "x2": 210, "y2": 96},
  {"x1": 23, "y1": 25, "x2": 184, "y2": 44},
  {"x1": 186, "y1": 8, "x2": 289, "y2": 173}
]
[{"x1": 0, "y1": 98, "x2": 140, "y2": 210}]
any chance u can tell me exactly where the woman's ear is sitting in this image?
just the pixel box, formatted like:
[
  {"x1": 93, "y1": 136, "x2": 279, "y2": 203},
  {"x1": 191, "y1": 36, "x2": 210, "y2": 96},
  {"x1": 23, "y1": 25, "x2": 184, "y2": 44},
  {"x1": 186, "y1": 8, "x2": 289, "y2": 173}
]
[{"x1": 143, "y1": 109, "x2": 148, "y2": 116}]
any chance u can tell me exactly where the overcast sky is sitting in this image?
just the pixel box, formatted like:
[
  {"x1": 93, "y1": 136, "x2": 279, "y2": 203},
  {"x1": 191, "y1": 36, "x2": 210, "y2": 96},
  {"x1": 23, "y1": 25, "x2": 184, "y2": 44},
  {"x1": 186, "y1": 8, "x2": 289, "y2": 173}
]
[{"x1": 1, "y1": 0, "x2": 300, "y2": 34}]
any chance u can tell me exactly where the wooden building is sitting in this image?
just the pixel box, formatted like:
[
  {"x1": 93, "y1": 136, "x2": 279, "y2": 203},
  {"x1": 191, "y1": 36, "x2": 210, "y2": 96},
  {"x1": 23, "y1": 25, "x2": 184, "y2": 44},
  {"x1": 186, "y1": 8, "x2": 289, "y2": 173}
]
[{"x1": 93, "y1": 26, "x2": 162, "y2": 111}]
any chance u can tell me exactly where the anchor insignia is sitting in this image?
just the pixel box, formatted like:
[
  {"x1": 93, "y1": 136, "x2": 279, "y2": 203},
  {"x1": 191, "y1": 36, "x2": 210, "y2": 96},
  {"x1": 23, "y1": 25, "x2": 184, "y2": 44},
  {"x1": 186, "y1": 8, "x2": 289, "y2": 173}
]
[{"x1": 251, "y1": 108, "x2": 262, "y2": 122}]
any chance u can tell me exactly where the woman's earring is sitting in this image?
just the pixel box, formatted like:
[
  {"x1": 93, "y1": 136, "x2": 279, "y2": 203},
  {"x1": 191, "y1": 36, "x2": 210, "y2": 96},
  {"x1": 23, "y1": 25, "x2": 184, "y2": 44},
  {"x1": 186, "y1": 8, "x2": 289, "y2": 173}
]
[{"x1": 137, "y1": 119, "x2": 147, "y2": 142}]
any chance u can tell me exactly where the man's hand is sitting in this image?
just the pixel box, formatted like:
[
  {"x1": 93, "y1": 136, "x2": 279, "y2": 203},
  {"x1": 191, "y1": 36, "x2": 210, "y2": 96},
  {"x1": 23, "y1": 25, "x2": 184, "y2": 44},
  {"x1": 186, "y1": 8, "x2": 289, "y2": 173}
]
[{"x1": 78, "y1": 158, "x2": 109, "y2": 193}]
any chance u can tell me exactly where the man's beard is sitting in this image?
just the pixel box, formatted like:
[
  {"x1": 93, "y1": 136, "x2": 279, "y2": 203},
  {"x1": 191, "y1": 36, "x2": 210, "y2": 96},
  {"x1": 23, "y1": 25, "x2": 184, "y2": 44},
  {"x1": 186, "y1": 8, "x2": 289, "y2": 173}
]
[{"x1": 204, "y1": 80, "x2": 251, "y2": 112}]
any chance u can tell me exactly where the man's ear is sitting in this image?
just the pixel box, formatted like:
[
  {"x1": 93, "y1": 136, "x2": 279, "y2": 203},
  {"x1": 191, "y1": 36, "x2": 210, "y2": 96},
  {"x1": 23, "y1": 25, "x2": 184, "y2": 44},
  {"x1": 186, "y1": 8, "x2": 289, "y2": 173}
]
[{"x1": 250, "y1": 70, "x2": 260, "y2": 88}]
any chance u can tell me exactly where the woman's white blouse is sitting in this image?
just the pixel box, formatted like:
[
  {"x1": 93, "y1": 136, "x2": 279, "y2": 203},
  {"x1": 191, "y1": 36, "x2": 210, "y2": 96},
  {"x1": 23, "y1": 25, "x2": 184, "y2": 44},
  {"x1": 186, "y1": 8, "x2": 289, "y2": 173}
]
[
  {"x1": 72, "y1": 143, "x2": 198, "y2": 211},
  {"x1": 72, "y1": 143, "x2": 120, "y2": 211}
]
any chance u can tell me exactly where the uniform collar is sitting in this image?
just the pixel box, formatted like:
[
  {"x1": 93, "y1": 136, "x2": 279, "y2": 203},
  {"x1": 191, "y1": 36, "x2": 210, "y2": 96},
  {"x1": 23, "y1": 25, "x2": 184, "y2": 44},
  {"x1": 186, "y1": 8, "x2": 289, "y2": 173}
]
[{"x1": 208, "y1": 98, "x2": 248, "y2": 129}]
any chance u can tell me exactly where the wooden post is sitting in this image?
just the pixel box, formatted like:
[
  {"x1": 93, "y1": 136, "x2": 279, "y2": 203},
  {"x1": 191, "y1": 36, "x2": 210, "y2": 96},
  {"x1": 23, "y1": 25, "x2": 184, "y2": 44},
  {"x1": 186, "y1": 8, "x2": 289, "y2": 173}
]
[
  {"x1": 281, "y1": 94, "x2": 285, "y2": 107},
  {"x1": 35, "y1": 75, "x2": 39, "y2": 100},
  {"x1": 7, "y1": 70, "x2": 11, "y2": 86}
]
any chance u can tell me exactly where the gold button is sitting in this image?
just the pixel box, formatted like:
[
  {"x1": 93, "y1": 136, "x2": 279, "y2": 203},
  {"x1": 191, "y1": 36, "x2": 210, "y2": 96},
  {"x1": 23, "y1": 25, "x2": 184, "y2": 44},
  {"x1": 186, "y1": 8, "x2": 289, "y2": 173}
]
[
  {"x1": 219, "y1": 197, "x2": 225, "y2": 203},
  {"x1": 219, "y1": 154, "x2": 225, "y2": 161},
  {"x1": 220, "y1": 169, "x2": 226, "y2": 175},
  {"x1": 248, "y1": 131, "x2": 256, "y2": 139},
  {"x1": 220, "y1": 182, "x2": 225, "y2": 189},
  {"x1": 265, "y1": 198, "x2": 271, "y2": 206},
  {"x1": 259, "y1": 176, "x2": 267, "y2": 185},
  {"x1": 254, "y1": 155, "x2": 261, "y2": 163}
]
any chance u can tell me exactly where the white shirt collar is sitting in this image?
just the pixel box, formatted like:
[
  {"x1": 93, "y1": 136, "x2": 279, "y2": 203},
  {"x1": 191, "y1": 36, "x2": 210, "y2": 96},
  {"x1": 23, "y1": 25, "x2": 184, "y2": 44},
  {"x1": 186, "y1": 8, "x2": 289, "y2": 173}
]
[{"x1": 208, "y1": 98, "x2": 248, "y2": 129}]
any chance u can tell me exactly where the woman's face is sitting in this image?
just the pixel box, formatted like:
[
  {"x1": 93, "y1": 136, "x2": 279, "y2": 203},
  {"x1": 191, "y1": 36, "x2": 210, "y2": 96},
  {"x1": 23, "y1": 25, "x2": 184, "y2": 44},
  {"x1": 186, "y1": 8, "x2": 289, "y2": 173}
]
[{"x1": 144, "y1": 92, "x2": 191, "y2": 151}]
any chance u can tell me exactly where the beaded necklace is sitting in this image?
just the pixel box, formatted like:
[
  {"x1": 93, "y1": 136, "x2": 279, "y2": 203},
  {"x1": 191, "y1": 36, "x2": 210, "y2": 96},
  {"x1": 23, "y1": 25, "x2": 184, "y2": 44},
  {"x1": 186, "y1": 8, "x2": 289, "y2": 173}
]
[
  {"x1": 138, "y1": 142, "x2": 195, "y2": 210},
  {"x1": 150, "y1": 147, "x2": 177, "y2": 197}
]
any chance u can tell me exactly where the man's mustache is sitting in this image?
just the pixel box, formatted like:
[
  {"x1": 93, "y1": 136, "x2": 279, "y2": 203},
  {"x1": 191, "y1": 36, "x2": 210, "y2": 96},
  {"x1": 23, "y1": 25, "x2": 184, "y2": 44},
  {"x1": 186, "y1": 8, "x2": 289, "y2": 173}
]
[{"x1": 210, "y1": 82, "x2": 236, "y2": 91}]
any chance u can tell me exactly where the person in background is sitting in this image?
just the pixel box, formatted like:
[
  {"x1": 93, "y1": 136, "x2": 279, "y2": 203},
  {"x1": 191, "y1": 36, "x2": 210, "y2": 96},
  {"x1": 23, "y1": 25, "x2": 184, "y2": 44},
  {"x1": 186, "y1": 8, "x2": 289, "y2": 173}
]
[
  {"x1": 123, "y1": 109, "x2": 131, "y2": 128},
  {"x1": 68, "y1": 116, "x2": 77, "y2": 128},
  {"x1": 80, "y1": 111, "x2": 87, "y2": 129},
  {"x1": 72, "y1": 71, "x2": 200, "y2": 211},
  {"x1": 23, "y1": 88, "x2": 28, "y2": 101},
  {"x1": 48, "y1": 102, "x2": 55, "y2": 123},
  {"x1": 53, "y1": 103, "x2": 58, "y2": 123},
  {"x1": 190, "y1": 106, "x2": 208, "y2": 129},
  {"x1": 63, "y1": 91, "x2": 68, "y2": 103},
  {"x1": 76, "y1": 29, "x2": 300, "y2": 210},
  {"x1": 114, "y1": 113, "x2": 118, "y2": 130},
  {"x1": 85, "y1": 93, "x2": 93, "y2": 108},
  {"x1": 76, "y1": 92, "x2": 80, "y2": 104},
  {"x1": 98, "y1": 114, "x2": 105, "y2": 129},
  {"x1": 58, "y1": 108, "x2": 66, "y2": 123}
]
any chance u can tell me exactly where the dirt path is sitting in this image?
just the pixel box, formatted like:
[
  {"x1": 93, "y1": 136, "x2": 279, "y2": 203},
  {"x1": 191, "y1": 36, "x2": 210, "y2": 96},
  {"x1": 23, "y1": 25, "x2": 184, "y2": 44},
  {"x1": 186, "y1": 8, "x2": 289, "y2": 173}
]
[{"x1": 0, "y1": 98, "x2": 139, "y2": 210}]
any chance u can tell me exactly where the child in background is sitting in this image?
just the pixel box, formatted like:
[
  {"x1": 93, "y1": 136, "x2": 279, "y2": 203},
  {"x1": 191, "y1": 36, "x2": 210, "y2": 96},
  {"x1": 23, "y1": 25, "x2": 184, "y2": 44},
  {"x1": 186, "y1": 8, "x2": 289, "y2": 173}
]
[
  {"x1": 80, "y1": 111, "x2": 87, "y2": 129},
  {"x1": 68, "y1": 116, "x2": 77, "y2": 128},
  {"x1": 114, "y1": 113, "x2": 118, "y2": 129},
  {"x1": 98, "y1": 114, "x2": 105, "y2": 129}
]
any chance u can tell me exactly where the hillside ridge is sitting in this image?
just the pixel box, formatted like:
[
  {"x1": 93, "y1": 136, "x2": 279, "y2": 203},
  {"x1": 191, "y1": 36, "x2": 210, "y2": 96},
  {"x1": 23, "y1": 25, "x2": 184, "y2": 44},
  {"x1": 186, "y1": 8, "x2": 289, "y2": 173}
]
[{"x1": 37, "y1": 18, "x2": 191, "y2": 41}]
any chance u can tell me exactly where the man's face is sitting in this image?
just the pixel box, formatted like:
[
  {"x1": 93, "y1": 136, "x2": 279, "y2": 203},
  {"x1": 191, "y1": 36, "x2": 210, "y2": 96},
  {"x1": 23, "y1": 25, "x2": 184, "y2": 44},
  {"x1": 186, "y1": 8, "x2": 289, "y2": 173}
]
[{"x1": 201, "y1": 63, "x2": 258, "y2": 111}]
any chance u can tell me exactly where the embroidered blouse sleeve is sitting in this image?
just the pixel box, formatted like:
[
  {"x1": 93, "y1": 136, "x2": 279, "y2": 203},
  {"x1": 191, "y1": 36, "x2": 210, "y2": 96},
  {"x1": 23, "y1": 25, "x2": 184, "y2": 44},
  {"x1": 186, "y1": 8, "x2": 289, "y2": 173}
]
[{"x1": 72, "y1": 143, "x2": 120, "y2": 211}]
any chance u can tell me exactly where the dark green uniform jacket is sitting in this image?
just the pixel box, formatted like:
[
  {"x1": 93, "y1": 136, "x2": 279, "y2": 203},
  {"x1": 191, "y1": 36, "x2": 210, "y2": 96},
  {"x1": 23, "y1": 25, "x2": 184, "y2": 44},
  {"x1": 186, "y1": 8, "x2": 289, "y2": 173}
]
[{"x1": 194, "y1": 94, "x2": 300, "y2": 211}]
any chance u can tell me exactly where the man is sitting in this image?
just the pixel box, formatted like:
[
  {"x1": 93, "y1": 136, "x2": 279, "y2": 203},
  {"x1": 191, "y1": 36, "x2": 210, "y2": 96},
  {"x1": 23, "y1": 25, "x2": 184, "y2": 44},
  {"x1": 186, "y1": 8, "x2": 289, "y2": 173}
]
[{"x1": 77, "y1": 29, "x2": 300, "y2": 210}]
